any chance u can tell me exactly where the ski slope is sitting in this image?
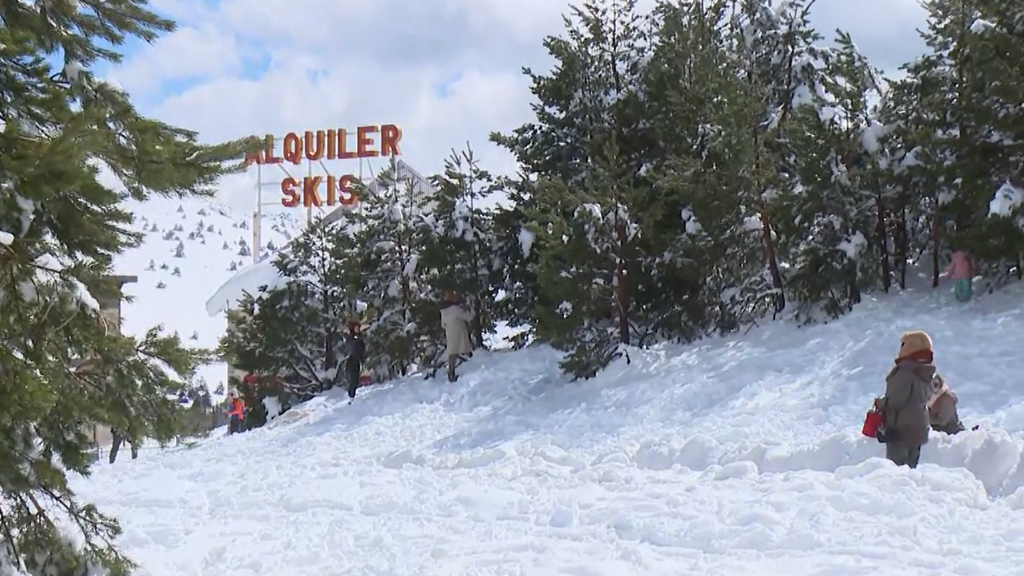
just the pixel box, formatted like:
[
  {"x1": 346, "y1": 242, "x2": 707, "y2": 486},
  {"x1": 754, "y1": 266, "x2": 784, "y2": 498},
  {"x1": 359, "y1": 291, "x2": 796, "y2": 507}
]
[
  {"x1": 73, "y1": 286, "x2": 1024, "y2": 576},
  {"x1": 112, "y1": 195, "x2": 304, "y2": 396}
]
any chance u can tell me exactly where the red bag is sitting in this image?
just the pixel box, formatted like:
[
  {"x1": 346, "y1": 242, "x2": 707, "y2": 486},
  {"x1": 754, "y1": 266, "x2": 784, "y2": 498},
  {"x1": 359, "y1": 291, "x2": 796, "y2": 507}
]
[{"x1": 862, "y1": 410, "x2": 883, "y2": 438}]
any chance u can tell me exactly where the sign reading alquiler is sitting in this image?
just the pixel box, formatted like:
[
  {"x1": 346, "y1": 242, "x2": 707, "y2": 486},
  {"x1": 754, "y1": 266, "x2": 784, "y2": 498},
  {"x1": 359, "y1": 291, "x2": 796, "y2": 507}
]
[{"x1": 244, "y1": 124, "x2": 402, "y2": 207}]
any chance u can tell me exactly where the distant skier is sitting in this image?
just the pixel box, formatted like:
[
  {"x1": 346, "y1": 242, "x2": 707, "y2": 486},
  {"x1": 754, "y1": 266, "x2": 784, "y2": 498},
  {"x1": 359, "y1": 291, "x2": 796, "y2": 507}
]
[
  {"x1": 874, "y1": 331, "x2": 934, "y2": 469},
  {"x1": 226, "y1": 390, "x2": 245, "y2": 434},
  {"x1": 939, "y1": 247, "x2": 973, "y2": 302},
  {"x1": 344, "y1": 319, "x2": 366, "y2": 404},
  {"x1": 928, "y1": 374, "x2": 966, "y2": 435},
  {"x1": 439, "y1": 290, "x2": 474, "y2": 382}
]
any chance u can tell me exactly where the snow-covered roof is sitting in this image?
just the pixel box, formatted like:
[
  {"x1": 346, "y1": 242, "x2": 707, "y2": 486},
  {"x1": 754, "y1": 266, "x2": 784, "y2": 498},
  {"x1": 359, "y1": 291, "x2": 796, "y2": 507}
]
[
  {"x1": 206, "y1": 159, "x2": 434, "y2": 317},
  {"x1": 204, "y1": 259, "x2": 290, "y2": 316}
]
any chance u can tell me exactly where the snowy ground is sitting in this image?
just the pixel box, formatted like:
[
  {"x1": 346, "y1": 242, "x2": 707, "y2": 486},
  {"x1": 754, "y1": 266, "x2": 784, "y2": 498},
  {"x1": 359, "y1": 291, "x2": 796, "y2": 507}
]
[
  {"x1": 73, "y1": 285, "x2": 1024, "y2": 575},
  {"x1": 113, "y1": 196, "x2": 303, "y2": 396}
]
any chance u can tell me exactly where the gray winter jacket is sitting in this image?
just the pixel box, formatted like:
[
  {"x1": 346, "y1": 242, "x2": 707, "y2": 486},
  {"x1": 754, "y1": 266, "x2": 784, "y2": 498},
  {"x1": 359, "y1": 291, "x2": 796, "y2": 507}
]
[{"x1": 882, "y1": 360, "x2": 935, "y2": 446}]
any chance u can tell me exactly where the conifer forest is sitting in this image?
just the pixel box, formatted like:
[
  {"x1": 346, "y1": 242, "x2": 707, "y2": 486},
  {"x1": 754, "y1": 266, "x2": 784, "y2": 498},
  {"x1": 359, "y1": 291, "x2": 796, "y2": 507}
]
[{"x1": 223, "y1": 0, "x2": 1024, "y2": 387}]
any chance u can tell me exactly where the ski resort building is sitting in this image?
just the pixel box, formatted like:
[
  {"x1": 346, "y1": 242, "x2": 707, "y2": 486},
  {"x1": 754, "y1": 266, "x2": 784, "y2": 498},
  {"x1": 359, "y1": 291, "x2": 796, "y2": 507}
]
[{"x1": 206, "y1": 159, "x2": 434, "y2": 386}]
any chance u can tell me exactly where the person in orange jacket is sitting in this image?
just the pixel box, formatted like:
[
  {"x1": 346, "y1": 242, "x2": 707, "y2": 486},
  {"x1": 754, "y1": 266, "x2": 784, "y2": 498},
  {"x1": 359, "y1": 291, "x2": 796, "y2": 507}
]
[{"x1": 226, "y1": 389, "x2": 245, "y2": 434}]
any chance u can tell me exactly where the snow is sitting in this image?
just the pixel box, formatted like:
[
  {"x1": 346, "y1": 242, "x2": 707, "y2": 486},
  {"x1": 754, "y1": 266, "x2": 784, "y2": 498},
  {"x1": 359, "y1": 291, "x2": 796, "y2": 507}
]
[
  {"x1": 988, "y1": 182, "x2": 1023, "y2": 217},
  {"x1": 837, "y1": 230, "x2": 866, "y2": 258},
  {"x1": 680, "y1": 207, "x2": 702, "y2": 234},
  {"x1": 63, "y1": 61, "x2": 84, "y2": 82},
  {"x1": 860, "y1": 120, "x2": 890, "y2": 153},
  {"x1": 204, "y1": 259, "x2": 291, "y2": 317},
  {"x1": 970, "y1": 18, "x2": 995, "y2": 34},
  {"x1": 71, "y1": 285, "x2": 1024, "y2": 575},
  {"x1": 0, "y1": 230, "x2": 12, "y2": 245},
  {"x1": 518, "y1": 227, "x2": 535, "y2": 257}
]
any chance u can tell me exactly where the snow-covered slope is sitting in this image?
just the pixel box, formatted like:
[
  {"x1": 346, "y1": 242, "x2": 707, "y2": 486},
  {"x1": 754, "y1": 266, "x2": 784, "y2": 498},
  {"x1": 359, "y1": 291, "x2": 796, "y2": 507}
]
[
  {"x1": 114, "y1": 196, "x2": 304, "y2": 395},
  {"x1": 73, "y1": 286, "x2": 1024, "y2": 575}
]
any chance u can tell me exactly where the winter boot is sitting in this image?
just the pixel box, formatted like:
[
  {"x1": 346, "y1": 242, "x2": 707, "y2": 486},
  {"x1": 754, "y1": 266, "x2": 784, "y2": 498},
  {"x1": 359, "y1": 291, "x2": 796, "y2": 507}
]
[{"x1": 447, "y1": 355, "x2": 457, "y2": 383}]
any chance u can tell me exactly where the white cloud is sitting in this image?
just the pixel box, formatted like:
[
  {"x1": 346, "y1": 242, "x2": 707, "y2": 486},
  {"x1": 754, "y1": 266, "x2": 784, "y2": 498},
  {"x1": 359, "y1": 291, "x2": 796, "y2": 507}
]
[
  {"x1": 108, "y1": 0, "x2": 928, "y2": 214},
  {"x1": 112, "y1": 24, "x2": 245, "y2": 98}
]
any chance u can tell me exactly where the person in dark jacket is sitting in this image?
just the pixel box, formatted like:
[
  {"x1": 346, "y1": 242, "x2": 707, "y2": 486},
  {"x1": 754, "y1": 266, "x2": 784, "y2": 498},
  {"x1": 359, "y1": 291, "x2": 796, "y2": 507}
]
[
  {"x1": 109, "y1": 428, "x2": 138, "y2": 463},
  {"x1": 344, "y1": 320, "x2": 366, "y2": 403},
  {"x1": 874, "y1": 331, "x2": 935, "y2": 468}
]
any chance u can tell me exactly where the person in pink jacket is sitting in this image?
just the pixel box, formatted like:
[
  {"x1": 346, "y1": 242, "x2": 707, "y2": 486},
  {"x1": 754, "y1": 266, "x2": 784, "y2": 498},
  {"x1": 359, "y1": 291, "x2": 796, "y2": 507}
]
[{"x1": 940, "y1": 248, "x2": 973, "y2": 302}]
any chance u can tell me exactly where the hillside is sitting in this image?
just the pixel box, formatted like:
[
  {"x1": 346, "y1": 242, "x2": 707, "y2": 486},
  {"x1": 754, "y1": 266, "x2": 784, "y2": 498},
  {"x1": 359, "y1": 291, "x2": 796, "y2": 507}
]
[
  {"x1": 72, "y1": 285, "x2": 1024, "y2": 576},
  {"x1": 113, "y1": 196, "x2": 305, "y2": 395}
]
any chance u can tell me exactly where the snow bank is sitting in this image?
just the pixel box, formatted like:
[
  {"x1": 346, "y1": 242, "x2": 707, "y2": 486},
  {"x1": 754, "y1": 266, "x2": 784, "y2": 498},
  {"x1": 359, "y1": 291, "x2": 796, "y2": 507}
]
[{"x1": 72, "y1": 287, "x2": 1024, "y2": 575}]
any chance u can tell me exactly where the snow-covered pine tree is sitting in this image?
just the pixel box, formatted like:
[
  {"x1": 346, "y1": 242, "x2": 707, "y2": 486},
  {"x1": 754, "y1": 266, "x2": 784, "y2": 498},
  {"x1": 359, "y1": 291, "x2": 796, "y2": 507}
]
[
  {"x1": 277, "y1": 216, "x2": 363, "y2": 389},
  {"x1": 489, "y1": 175, "x2": 543, "y2": 348},
  {"x1": 971, "y1": 0, "x2": 1024, "y2": 281},
  {"x1": 641, "y1": 0, "x2": 765, "y2": 337},
  {"x1": 220, "y1": 217, "x2": 362, "y2": 394},
  {"x1": 0, "y1": 0, "x2": 249, "y2": 573},
  {"x1": 877, "y1": 0, "x2": 1023, "y2": 289},
  {"x1": 955, "y1": 0, "x2": 1024, "y2": 284},
  {"x1": 492, "y1": 0, "x2": 653, "y2": 378},
  {"x1": 529, "y1": 137, "x2": 643, "y2": 379},
  {"x1": 780, "y1": 31, "x2": 886, "y2": 322},
  {"x1": 350, "y1": 158, "x2": 433, "y2": 378},
  {"x1": 723, "y1": 0, "x2": 831, "y2": 316},
  {"x1": 422, "y1": 146, "x2": 499, "y2": 351}
]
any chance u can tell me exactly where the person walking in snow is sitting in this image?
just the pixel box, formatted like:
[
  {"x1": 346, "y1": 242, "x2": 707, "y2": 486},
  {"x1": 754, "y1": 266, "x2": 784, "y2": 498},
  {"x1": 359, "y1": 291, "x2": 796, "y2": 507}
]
[
  {"x1": 344, "y1": 319, "x2": 366, "y2": 403},
  {"x1": 439, "y1": 290, "x2": 474, "y2": 383},
  {"x1": 226, "y1": 390, "x2": 245, "y2": 434},
  {"x1": 940, "y1": 247, "x2": 973, "y2": 302},
  {"x1": 873, "y1": 331, "x2": 935, "y2": 469},
  {"x1": 109, "y1": 428, "x2": 139, "y2": 463},
  {"x1": 928, "y1": 374, "x2": 966, "y2": 435}
]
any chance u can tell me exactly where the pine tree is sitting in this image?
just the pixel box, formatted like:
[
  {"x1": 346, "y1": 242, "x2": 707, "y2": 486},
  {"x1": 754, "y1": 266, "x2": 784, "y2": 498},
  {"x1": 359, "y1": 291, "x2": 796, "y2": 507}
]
[
  {"x1": 489, "y1": 175, "x2": 543, "y2": 348},
  {"x1": 780, "y1": 31, "x2": 885, "y2": 322},
  {"x1": 422, "y1": 146, "x2": 499, "y2": 350},
  {"x1": 877, "y1": 0, "x2": 1024, "y2": 290},
  {"x1": 957, "y1": 0, "x2": 1024, "y2": 283},
  {"x1": 350, "y1": 158, "x2": 433, "y2": 377},
  {"x1": 528, "y1": 137, "x2": 643, "y2": 378},
  {"x1": 0, "y1": 0, "x2": 249, "y2": 573},
  {"x1": 219, "y1": 218, "x2": 362, "y2": 394},
  {"x1": 642, "y1": 0, "x2": 764, "y2": 336},
  {"x1": 492, "y1": 0, "x2": 653, "y2": 378},
  {"x1": 723, "y1": 0, "x2": 831, "y2": 316}
]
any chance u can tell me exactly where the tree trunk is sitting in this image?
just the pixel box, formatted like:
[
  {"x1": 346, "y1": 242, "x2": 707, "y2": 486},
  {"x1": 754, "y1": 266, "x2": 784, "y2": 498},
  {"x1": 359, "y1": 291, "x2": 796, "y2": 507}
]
[
  {"x1": 614, "y1": 219, "x2": 631, "y2": 345},
  {"x1": 761, "y1": 215, "x2": 785, "y2": 314},
  {"x1": 896, "y1": 205, "x2": 908, "y2": 289},
  {"x1": 875, "y1": 190, "x2": 891, "y2": 292},
  {"x1": 931, "y1": 199, "x2": 942, "y2": 288}
]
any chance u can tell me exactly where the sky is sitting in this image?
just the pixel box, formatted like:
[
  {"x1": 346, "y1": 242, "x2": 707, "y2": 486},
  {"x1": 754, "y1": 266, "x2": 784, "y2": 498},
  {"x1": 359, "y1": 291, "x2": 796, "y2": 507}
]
[{"x1": 98, "y1": 0, "x2": 929, "y2": 215}]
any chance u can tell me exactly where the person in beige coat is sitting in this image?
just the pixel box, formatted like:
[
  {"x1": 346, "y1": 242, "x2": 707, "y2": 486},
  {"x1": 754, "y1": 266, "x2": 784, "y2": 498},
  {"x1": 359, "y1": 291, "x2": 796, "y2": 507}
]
[
  {"x1": 928, "y1": 374, "x2": 966, "y2": 435},
  {"x1": 874, "y1": 330, "x2": 935, "y2": 468},
  {"x1": 439, "y1": 290, "x2": 474, "y2": 382}
]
